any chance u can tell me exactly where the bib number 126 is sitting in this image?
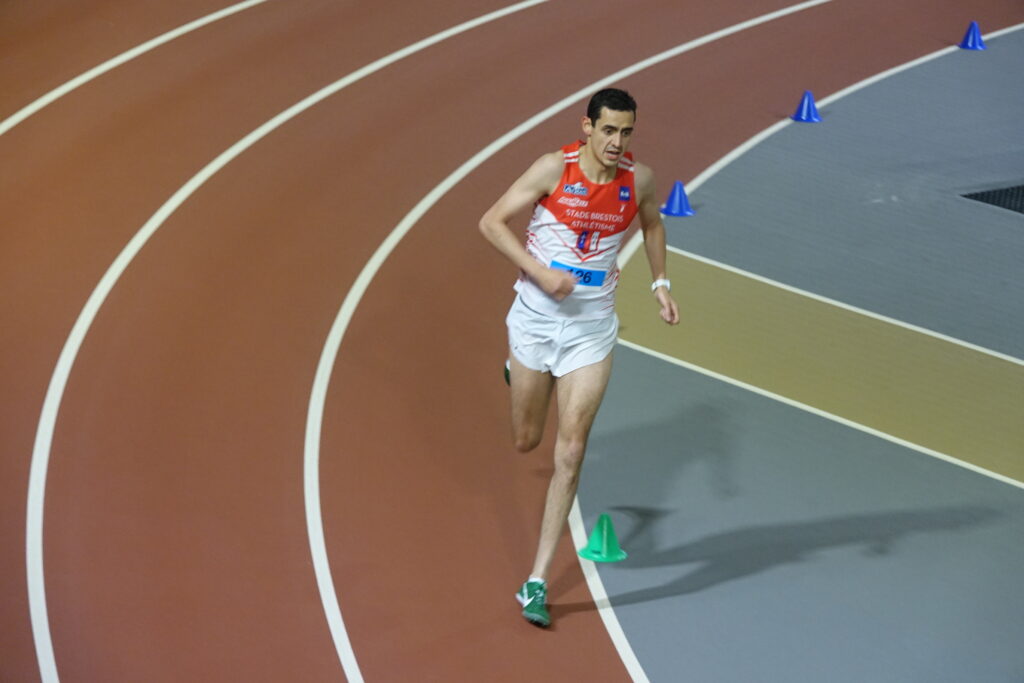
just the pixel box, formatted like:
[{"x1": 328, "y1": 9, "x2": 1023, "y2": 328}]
[{"x1": 549, "y1": 260, "x2": 606, "y2": 287}]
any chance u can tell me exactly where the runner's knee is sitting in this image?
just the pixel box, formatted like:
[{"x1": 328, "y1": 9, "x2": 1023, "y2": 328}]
[
  {"x1": 554, "y1": 437, "x2": 586, "y2": 475},
  {"x1": 513, "y1": 425, "x2": 543, "y2": 453}
]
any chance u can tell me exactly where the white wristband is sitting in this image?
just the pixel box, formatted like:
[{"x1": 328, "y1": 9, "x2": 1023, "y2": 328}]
[{"x1": 651, "y1": 278, "x2": 671, "y2": 292}]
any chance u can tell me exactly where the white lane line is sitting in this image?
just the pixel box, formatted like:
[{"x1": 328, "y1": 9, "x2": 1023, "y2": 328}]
[
  {"x1": 618, "y1": 338, "x2": 1024, "y2": 491},
  {"x1": 620, "y1": 21, "x2": 1024, "y2": 368},
  {"x1": 667, "y1": 244, "x2": 1024, "y2": 367},
  {"x1": 23, "y1": 3, "x2": 271, "y2": 678},
  {"x1": 0, "y1": 0, "x2": 270, "y2": 137},
  {"x1": 24, "y1": 2, "x2": 548, "y2": 682},
  {"x1": 303, "y1": 1, "x2": 832, "y2": 680},
  {"x1": 568, "y1": 499, "x2": 650, "y2": 683}
]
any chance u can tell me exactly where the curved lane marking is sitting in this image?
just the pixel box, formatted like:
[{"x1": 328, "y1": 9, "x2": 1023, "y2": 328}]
[
  {"x1": 616, "y1": 23, "x2": 1024, "y2": 492},
  {"x1": 619, "y1": 339, "x2": 1024, "y2": 491},
  {"x1": 0, "y1": 0, "x2": 270, "y2": 137},
  {"x1": 619, "y1": 20, "x2": 1024, "y2": 369},
  {"x1": 668, "y1": 243, "x2": 1024, "y2": 367},
  {"x1": 25, "y1": 2, "x2": 549, "y2": 682},
  {"x1": 610, "y1": 21, "x2": 1024, "y2": 491},
  {"x1": 304, "y1": 2, "x2": 833, "y2": 681}
]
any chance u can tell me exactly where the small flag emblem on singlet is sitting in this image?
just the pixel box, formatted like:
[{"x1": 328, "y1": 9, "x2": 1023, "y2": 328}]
[
  {"x1": 576, "y1": 230, "x2": 600, "y2": 253},
  {"x1": 619, "y1": 186, "x2": 631, "y2": 201}
]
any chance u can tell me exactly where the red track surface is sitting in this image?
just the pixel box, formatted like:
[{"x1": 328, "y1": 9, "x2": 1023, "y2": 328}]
[{"x1": 3, "y1": 0, "x2": 1021, "y2": 680}]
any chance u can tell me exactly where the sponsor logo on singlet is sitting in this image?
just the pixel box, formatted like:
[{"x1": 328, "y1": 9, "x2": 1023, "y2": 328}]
[
  {"x1": 618, "y1": 186, "x2": 631, "y2": 201},
  {"x1": 563, "y1": 181, "x2": 589, "y2": 196},
  {"x1": 556, "y1": 196, "x2": 589, "y2": 208}
]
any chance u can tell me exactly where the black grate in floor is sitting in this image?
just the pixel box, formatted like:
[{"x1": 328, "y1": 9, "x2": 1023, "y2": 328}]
[{"x1": 962, "y1": 184, "x2": 1024, "y2": 215}]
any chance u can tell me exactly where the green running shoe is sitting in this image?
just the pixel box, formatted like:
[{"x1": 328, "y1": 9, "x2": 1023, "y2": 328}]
[
  {"x1": 504, "y1": 359, "x2": 511, "y2": 386},
  {"x1": 515, "y1": 579, "x2": 550, "y2": 627}
]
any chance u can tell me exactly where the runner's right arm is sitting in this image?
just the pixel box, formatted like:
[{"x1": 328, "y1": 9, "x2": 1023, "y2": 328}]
[{"x1": 479, "y1": 153, "x2": 578, "y2": 301}]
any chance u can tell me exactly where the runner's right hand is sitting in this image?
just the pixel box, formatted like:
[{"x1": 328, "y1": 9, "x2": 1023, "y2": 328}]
[{"x1": 539, "y1": 268, "x2": 577, "y2": 301}]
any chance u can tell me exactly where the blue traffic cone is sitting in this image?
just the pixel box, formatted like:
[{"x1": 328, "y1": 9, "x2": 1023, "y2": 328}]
[
  {"x1": 959, "y1": 21, "x2": 986, "y2": 50},
  {"x1": 791, "y1": 90, "x2": 821, "y2": 122},
  {"x1": 661, "y1": 180, "x2": 695, "y2": 216}
]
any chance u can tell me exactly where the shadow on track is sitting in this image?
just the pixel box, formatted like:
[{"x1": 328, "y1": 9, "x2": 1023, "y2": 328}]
[{"x1": 554, "y1": 505, "x2": 1001, "y2": 617}]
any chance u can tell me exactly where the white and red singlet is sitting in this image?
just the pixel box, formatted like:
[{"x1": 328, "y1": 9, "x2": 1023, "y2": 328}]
[{"x1": 515, "y1": 140, "x2": 639, "y2": 319}]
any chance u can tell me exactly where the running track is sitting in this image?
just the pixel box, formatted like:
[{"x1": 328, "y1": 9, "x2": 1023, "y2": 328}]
[{"x1": 3, "y1": 1, "x2": 1022, "y2": 680}]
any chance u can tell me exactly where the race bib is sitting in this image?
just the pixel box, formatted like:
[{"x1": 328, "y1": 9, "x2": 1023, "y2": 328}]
[{"x1": 550, "y1": 260, "x2": 606, "y2": 287}]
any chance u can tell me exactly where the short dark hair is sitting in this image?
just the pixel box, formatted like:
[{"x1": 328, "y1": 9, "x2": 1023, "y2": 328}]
[{"x1": 586, "y1": 88, "x2": 637, "y2": 123}]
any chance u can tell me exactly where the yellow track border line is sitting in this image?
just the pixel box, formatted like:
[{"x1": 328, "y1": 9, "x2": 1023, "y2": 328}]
[
  {"x1": 616, "y1": 230, "x2": 1023, "y2": 489},
  {"x1": 617, "y1": 24, "x2": 1024, "y2": 491},
  {"x1": 667, "y1": 245, "x2": 1024, "y2": 369},
  {"x1": 617, "y1": 336, "x2": 1024, "y2": 493}
]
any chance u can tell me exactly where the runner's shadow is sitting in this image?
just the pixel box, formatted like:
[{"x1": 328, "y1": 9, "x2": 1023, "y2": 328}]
[
  {"x1": 549, "y1": 401, "x2": 737, "y2": 599},
  {"x1": 585, "y1": 401, "x2": 740, "y2": 500},
  {"x1": 553, "y1": 505, "x2": 1000, "y2": 617},
  {"x1": 531, "y1": 402, "x2": 733, "y2": 488}
]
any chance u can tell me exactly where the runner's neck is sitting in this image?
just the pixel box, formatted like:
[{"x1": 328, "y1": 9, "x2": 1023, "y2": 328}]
[{"x1": 577, "y1": 142, "x2": 617, "y2": 185}]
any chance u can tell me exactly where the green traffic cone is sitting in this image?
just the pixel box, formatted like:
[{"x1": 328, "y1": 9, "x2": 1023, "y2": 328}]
[{"x1": 577, "y1": 513, "x2": 627, "y2": 562}]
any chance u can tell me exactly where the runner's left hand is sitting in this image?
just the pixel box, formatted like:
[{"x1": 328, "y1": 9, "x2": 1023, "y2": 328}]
[{"x1": 655, "y1": 288, "x2": 679, "y2": 325}]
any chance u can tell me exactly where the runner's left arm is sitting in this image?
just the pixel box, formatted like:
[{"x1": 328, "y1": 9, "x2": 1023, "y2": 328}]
[{"x1": 635, "y1": 164, "x2": 680, "y2": 325}]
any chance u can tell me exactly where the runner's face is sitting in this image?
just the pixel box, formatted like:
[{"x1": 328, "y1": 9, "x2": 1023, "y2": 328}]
[{"x1": 584, "y1": 107, "x2": 635, "y2": 167}]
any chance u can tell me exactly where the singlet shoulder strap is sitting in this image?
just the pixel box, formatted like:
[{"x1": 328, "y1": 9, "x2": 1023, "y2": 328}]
[{"x1": 562, "y1": 140, "x2": 582, "y2": 164}]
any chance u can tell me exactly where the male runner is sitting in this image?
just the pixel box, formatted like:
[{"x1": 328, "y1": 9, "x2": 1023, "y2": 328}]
[{"x1": 478, "y1": 88, "x2": 679, "y2": 627}]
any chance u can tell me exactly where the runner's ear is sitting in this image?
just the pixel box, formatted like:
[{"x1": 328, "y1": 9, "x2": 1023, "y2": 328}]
[{"x1": 581, "y1": 116, "x2": 593, "y2": 138}]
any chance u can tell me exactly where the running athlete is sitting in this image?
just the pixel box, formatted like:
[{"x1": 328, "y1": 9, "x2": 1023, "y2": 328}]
[{"x1": 478, "y1": 88, "x2": 679, "y2": 627}]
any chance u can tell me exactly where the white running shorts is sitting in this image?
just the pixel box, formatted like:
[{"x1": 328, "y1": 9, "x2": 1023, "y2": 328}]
[{"x1": 505, "y1": 295, "x2": 618, "y2": 377}]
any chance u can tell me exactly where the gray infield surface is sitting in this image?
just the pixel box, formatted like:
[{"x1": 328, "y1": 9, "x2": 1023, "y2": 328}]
[
  {"x1": 580, "y1": 28, "x2": 1024, "y2": 683},
  {"x1": 662, "y1": 30, "x2": 1024, "y2": 360},
  {"x1": 580, "y1": 347, "x2": 1024, "y2": 682}
]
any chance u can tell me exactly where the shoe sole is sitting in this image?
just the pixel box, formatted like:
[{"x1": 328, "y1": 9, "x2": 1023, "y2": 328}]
[
  {"x1": 523, "y1": 613, "x2": 550, "y2": 627},
  {"x1": 515, "y1": 593, "x2": 550, "y2": 628}
]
